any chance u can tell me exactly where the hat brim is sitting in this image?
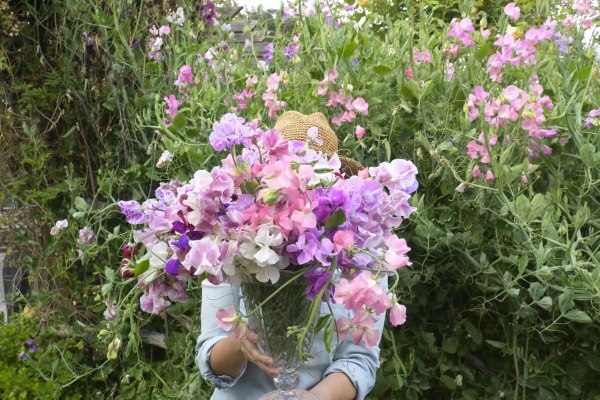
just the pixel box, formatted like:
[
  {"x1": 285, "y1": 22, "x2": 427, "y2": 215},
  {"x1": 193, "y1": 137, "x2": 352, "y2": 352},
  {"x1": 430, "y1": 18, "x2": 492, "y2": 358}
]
[{"x1": 340, "y1": 156, "x2": 364, "y2": 177}]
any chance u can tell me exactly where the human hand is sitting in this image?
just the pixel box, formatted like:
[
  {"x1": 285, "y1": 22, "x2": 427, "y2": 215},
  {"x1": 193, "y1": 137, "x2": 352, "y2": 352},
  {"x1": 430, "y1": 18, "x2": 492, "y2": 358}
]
[{"x1": 234, "y1": 324, "x2": 279, "y2": 378}]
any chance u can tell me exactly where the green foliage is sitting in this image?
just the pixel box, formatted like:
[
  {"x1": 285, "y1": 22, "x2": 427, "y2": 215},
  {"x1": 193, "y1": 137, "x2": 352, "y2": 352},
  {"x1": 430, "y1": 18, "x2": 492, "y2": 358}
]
[{"x1": 1, "y1": 0, "x2": 599, "y2": 399}]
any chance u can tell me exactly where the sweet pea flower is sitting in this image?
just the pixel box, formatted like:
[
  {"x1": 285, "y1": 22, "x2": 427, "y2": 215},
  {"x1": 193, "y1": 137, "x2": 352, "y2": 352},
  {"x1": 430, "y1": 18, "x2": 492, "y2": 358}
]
[
  {"x1": 351, "y1": 98, "x2": 369, "y2": 115},
  {"x1": 413, "y1": 49, "x2": 432, "y2": 64},
  {"x1": 156, "y1": 150, "x2": 173, "y2": 168},
  {"x1": 485, "y1": 170, "x2": 495, "y2": 182},
  {"x1": 50, "y1": 219, "x2": 69, "y2": 235},
  {"x1": 333, "y1": 230, "x2": 355, "y2": 253},
  {"x1": 164, "y1": 94, "x2": 180, "y2": 119},
  {"x1": 472, "y1": 165, "x2": 481, "y2": 178},
  {"x1": 159, "y1": 25, "x2": 170, "y2": 36},
  {"x1": 216, "y1": 305, "x2": 238, "y2": 331},
  {"x1": 504, "y1": 3, "x2": 520, "y2": 21},
  {"x1": 356, "y1": 126, "x2": 365, "y2": 139},
  {"x1": 384, "y1": 235, "x2": 411, "y2": 269},
  {"x1": 389, "y1": 302, "x2": 407, "y2": 326},
  {"x1": 79, "y1": 226, "x2": 96, "y2": 244}
]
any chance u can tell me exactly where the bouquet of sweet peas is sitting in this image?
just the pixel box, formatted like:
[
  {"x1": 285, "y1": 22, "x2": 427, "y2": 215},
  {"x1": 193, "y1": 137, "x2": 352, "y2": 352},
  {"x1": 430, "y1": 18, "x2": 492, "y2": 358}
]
[{"x1": 118, "y1": 112, "x2": 418, "y2": 348}]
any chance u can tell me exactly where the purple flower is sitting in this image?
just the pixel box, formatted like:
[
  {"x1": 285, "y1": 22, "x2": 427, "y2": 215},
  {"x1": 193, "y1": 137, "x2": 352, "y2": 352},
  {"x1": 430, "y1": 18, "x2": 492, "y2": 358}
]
[
  {"x1": 263, "y1": 43, "x2": 274, "y2": 63},
  {"x1": 283, "y1": 43, "x2": 299, "y2": 60},
  {"x1": 104, "y1": 300, "x2": 117, "y2": 321},
  {"x1": 27, "y1": 337, "x2": 36, "y2": 346},
  {"x1": 209, "y1": 113, "x2": 254, "y2": 151},
  {"x1": 352, "y1": 58, "x2": 359, "y2": 65},
  {"x1": 166, "y1": 258, "x2": 180, "y2": 275},
  {"x1": 304, "y1": 267, "x2": 333, "y2": 301},
  {"x1": 18, "y1": 351, "x2": 28, "y2": 362},
  {"x1": 29, "y1": 345, "x2": 41, "y2": 353},
  {"x1": 287, "y1": 231, "x2": 319, "y2": 265},
  {"x1": 79, "y1": 226, "x2": 96, "y2": 244},
  {"x1": 132, "y1": 38, "x2": 140, "y2": 47},
  {"x1": 201, "y1": 2, "x2": 217, "y2": 25},
  {"x1": 82, "y1": 32, "x2": 94, "y2": 47},
  {"x1": 118, "y1": 200, "x2": 148, "y2": 225}
]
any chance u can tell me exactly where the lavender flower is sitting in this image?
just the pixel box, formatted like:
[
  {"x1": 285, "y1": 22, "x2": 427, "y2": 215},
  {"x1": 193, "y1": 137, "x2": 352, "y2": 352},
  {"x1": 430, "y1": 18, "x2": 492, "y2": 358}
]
[
  {"x1": 283, "y1": 43, "x2": 299, "y2": 60},
  {"x1": 201, "y1": 2, "x2": 217, "y2": 25},
  {"x1": 118, "y1": 200, "x2": 147, "y2": 224},
  {"x1": 79, "y1": 226, "x2": 96, "y2": 244},
  {"x1": 104, "y1": 300, "x2": 117, "y2": 321},
  {"x1": 82, "y1": 32, "x2": 94, "y2": 47},
  {"x1": 304, "y1": 267, "x2": 333, "y2": 300},
  {"x1": 263, "y1": 43, "x2": 274, "y2": 63},
  {"x1": 209, "y1": 113, "x2": 255, "y2": 151}
]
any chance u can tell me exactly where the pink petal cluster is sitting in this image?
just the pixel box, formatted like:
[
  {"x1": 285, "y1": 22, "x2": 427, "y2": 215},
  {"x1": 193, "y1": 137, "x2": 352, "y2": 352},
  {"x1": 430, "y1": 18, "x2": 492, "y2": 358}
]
[
  {"x1": 174, "y1": 65, "x2": 195, "y2": 91},
  {"x1": 164, "y1": 94, "x2": 180, "y2": 120},
  {"x1": 317, "y1": 70, "x2": 369, "y2": 126},
  {"x1": 504, "y1": 3, "x2": 521, "y2": 21},
  {"x1": 262, "y1": 72, "x2": 288, "y2": 118},
  {"x1": 413, "y1": 49, "x2": 432, "y2": 64},
  {"x1": 448, "y1": 18, "x2": 475, "y2": 47}
]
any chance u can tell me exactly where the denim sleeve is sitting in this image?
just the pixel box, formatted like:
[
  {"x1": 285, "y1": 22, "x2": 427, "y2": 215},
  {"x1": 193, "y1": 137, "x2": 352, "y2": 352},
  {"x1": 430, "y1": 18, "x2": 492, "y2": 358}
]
[
  {"x1": 323, "y1": 277, "x2": 387, "y2": 400},
  {"x1": 195, "y1": 280, "x2": 246, "y2": 389}
]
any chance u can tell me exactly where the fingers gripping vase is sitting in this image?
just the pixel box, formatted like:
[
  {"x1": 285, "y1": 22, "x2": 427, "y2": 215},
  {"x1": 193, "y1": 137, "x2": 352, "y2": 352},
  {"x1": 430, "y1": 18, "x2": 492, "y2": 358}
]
[{"x1": 240, "y1": 272, "x2": 319, "y2": 400}]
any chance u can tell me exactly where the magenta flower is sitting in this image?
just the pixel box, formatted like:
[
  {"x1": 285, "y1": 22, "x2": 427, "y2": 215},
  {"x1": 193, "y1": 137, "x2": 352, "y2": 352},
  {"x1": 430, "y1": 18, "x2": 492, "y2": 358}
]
[
  {"x1": 413, "y1": 49, "x2": 432, "y2": 64},
  {"x1": 504, "y1": 3, "x2": 521, "y2": 21},
  {"x1": 164, "y1": 94, "x2": 180, "y2": 119},
  {"x1": 448, "y1": 18, "x2": 475, "y2": 47},
  {"x1": 176, "y1": 65, "x2": 195, "y2": 89}
]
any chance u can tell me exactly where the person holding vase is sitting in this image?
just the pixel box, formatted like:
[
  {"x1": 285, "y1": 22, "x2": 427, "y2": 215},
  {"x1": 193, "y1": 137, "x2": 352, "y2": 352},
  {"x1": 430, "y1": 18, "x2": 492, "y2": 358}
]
[{"x1": 195, "y1": 112, "x2": 386, "y2": 400}]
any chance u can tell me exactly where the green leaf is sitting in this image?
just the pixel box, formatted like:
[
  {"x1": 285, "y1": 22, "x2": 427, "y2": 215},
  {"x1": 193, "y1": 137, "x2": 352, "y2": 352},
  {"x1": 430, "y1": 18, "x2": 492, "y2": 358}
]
[
  {"x1": 564, "y1": 309, "x2": 592, "y2": 323},
  {"x1": 323, "y1": 318, "x2": 335, "y2": 353},
  {"x1": 101, "y1": 283, "x2": 113, "y2": 297},
  {"x1": 441, "y1": 336, "x2": 459, "y2": 353},
  {"x1": 314, "y1": 315, "x2": 331, "y2": 334},
  {"x1": 528, "y1": 282, "x2": 546, "y2": 302},
  {"x1": 103, "y1": 98, "x2": 116, "y2": 111},
  {"x1": 537, "y1": 296, "x2": 553, "y2": 311},
  {"x1": 172, "y1": 112, "x2": 187, "y2": 130},
  {"x1": 373, "y1": 65, "x2": 392, "y2": 75},
  {"x1": 325, "y1": 209, "x2": 347, "y2": 230},
  {"x1": 337, "y1": 41, "x2": 357, "y2": 59},
  {"x1": 440, "y1": 375, "x2": 457, "y2": 390},
  {"x1": 134, "y1": 259, "x2": 150, "y2": 277},
  {"x1": 464, "y1": 321, "x2": 482, "y2": 345},
  {"x1": 580, "y1": 143, "x2": 596, "y2": 167},
  {"x1": 240, "y1": 180, "x2": 260, "y2": 195},
  {"x1": 559, "y1": 291, "x2": 575, "y2": 314},
  {"x1": 74, "y1": 196, "x2": 88, "y2": 211},
  {"x1": 485, "y1": 340, "x2": 507, "y2": 349}
]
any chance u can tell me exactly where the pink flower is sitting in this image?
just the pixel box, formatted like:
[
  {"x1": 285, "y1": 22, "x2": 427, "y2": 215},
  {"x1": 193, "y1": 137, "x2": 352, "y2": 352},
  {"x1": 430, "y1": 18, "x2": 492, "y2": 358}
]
[
  {"x1": 404, "y1": 68, "x2": 414, "y2": 80},
  {"x1": 246, "y1": 75, "x2": 258, "y2": 87},
  {"x1": 390, "y1": 303, "x2": 407, "y2": 326},
  {"x1": 582, "y1": 18, "x2": 592, "y2": 29},
  {"x1": 356, "y1": 126, "x2": 365, "y2": 139},
  {"x1": 352, "y1": 97, "x2": 369, "y2": 115},
  {"x1": 331, "y1": 115, "x2": 342, "y2": 126},
  {"x1": 472, "y1": 165, "x2": 481, "y2": 178},
  {"x1": 485, "y1": 170, "x2": 495, "y2": 182},
  {"x1": 333, "y1": 230, "x2": 355, "y2": 253},
  {"x1": 216, "y1": 305, "x2": 238, "y2": 331},
  {"x1": 177, "y1": 65, "x2": 195, "y2": 86},
  {"x1": 480, "y1": 28, "x2": 491, "y2": 38},
  {"x1": 562, "y1": 17, "x2": 574, "y2": 27},
  {"x1": 520, "y1": 175, "x2": 529, "y2": 184},
  {"x1": 351, "y1": 318, "x2": 380, "y2": 348},
  {"x1": 149, "y1": 25, "x2": 159, "y2": 36},
  {"x1": 159, "y1": 25, "x2": 171, "y2": 35},
  {"x1": 442, "y1": 44, "x2": 460, "y2": 57},
  {"x1": 413, "y1": 50, "x2": 432, "y2": 64},
  {"x1": 335, "y1": 317, "x2": 352, "y2": 341},
  {"x1": 504, "y1": 3, "x2": 520, "y2": 21},
  {"x1": 384, "y1": 235, "x2": 411, "y2": 270},
  {"x1": 164, "y1": 94, "x2": 180, "y2": 119}
]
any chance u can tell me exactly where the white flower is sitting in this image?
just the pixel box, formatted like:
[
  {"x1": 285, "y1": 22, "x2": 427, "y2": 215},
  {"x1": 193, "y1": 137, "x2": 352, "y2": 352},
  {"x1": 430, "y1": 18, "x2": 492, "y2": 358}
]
[
  {"x1": 237, "y1": 226, "x2": 287, "y2": 283},
  {"x1": 156, "y1": 150, "x2": 173, "y2": 168},
  {"x1": 50, "y1": 219, "x2": 69, "y2": 235}
]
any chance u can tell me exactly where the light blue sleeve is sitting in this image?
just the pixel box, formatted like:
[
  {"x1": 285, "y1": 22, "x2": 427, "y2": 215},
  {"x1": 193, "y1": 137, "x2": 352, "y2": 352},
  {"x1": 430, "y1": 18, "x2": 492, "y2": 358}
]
[
  {"x1": 195, "y1": 280, "x2": 246, "y2": 389},
  {"x1": 323, "y1": 276, "x2": 388, "y2": 400}
]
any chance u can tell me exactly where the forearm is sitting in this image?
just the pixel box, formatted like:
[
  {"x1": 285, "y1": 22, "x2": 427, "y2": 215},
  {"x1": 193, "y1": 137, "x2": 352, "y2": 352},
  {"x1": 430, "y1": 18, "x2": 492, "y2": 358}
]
[
  {"x1": 209, "y1": 335, "x2": 246, "y2": 377},
  {"x1": 310, "y1": 372, "x2": 357, "y2": 400}
]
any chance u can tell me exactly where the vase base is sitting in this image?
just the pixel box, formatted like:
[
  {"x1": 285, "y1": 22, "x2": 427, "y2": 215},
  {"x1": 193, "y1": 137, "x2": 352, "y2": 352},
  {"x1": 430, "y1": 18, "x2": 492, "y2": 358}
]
[{"x1": 259, "y1": 389, "x2": 320, "y2": 400}]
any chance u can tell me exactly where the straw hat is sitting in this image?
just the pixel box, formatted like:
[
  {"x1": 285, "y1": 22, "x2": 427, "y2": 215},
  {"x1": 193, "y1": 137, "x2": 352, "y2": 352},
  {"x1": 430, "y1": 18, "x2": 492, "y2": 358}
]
[{"x1": 274, "y1": 111, "x2": 364, "y2": 176}]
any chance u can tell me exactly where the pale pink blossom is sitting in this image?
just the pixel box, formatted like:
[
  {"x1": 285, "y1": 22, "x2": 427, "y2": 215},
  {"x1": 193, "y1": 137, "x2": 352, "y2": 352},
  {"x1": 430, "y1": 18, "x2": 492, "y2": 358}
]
[
  {"x1": 216, "y1": 305, "x2": 238, "y2": 331},
  {"x1": 351, "y1": 97, "x2": 369, "y2": 115},
  {"x1": 333, "y1": 230, "x2": 355, "y2": 253},
  {"x1": 390, "y1": 303, "x2": 407, "y2": 326},
  {"x1": 504, "y1": 3, "x2": 520, "y2": 21},
  {"x1": 355, "y1": 126, "x2": 365, "y2": 139},
  {"x1": 485, "y1": 170, "x2": 495, "y2": 182},
  {"x1": 159, "y1": 25, "x2": 171, "y2": 36}
]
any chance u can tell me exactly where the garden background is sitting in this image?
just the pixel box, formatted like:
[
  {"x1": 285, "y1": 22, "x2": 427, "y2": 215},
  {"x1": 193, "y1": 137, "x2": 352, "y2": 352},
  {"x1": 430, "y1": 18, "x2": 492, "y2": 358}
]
[{"x1": 1, "y1": 0, "x2": 599, "y2": 399}]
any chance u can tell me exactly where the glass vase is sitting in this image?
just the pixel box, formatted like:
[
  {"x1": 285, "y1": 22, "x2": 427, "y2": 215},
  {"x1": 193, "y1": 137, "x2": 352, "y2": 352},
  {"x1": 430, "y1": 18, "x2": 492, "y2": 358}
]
[{"x1": 240, "y1": 271, "x2": 319, "y2": 400}]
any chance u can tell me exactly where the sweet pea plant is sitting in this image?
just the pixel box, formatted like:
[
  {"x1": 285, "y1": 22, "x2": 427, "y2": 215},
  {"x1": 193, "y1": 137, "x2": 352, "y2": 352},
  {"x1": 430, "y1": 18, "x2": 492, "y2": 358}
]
[{"x1": 118, "y1": 113, "x2": 417, "y2": 349}]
